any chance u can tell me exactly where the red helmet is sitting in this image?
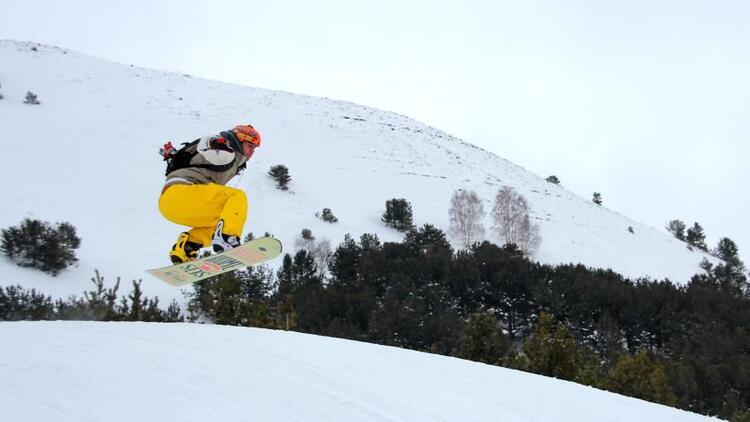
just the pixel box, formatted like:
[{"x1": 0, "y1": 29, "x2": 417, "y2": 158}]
[{"x1": 233, "y1": 124, "x2": 261, "y2": 148}]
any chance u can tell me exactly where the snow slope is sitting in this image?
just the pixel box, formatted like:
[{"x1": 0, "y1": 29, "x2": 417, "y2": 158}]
[
  {"x1": 0, "y1": 40, "x2": 717, "y2": 303},
  {"x1": 0, "y1": 321, "x2": 717, "y2": 422}
]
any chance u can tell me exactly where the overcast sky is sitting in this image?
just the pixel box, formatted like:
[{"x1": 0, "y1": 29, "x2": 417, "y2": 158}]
[{"x1": 4, "y1": 0, "x2": 749, "y2": 265}]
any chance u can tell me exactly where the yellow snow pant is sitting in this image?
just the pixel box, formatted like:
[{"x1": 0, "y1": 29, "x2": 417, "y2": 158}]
[{"x1": 158, "y1": 183, "x2": 247, "y2": 247}]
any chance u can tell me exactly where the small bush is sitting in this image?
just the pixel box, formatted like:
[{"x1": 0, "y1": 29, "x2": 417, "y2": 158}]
[
  {"x1": 546, "y1": 175, "x2": 560, "y2": 184},
  {"x1": 300, "y1": 228, "x2": 314, "y2": 241},
  {"x1": 592, "y1": 192, "x2": 602, "y2": 205},
  {"x1": 1, "y1": 218, "x2": 81, "y2": 276},
  {"x1": 24, "y1": 91, "x2": 40, "y2": 105},
  {"x1": 316, "y1": 208, "x2": 338, "y2": 223},
  {"x1": 268, "y1": 164, "x2": 291, "y2": 190}
]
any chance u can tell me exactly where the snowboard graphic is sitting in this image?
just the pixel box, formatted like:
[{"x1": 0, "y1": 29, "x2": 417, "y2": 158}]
[{"x1": 147, "y1": 237, "x2": 283, "y2": 287}]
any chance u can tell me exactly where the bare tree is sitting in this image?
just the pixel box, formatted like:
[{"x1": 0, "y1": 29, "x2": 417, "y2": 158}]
[
  {"x1": 491, "y1": 186, "x2": 541, "y2": 256},
  {"x1": 294, "y1": 229, "x2": 331, "y2": 277},
  {"x1": 448, "y1": 189, "x2": 485, "y2": 248}
]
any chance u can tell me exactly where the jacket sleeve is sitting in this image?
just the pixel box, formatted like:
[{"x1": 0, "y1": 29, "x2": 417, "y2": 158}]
[{"x1": 196, "y1": 136, "x2": 236, "y2": 166}]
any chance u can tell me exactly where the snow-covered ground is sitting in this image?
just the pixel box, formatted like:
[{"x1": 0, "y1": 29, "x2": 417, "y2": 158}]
[
  {"x1": 0, "y1": 39, "x2": 716, "y2": 305},
  {"x1": 0, "y1": 321, "x2": 718, "y2": 422}
]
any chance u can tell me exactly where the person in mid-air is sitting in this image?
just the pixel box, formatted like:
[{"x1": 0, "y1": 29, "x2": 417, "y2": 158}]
[{"x1": 158, "y1": 124, "x2": 261, "y2": 263}]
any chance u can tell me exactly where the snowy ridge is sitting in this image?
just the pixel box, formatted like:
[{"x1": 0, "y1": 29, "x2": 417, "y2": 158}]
[
  {"x1": 0, "y1": 39, "x2": 716, "y2": 305},
  {"x1": 0, "y1": 321, "x2": 717, "y2": 422}
]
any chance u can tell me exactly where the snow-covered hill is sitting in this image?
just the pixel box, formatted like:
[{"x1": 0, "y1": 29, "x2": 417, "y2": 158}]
[
  {"x1": 0, "y1": 40, "x2": 716, "y2": 303},
  {"x1": 0, "y1": 321, "x2": 717, "y2": 422}
]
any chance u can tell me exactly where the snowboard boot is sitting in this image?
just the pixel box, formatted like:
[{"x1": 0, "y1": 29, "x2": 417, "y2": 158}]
[
  {"x1": 212, "y1": 219, "x2": 241, "y2": 253},
  {"x1": 170, "y1": 232, "x2": 202, "y2": 264}
]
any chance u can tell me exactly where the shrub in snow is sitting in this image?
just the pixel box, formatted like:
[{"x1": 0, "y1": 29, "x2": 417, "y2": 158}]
[
  {"x1": 592, "y1": 192, "x2": 602, "y2": 205},
  {"x1": 268, "y1": 164, "x2": 291, "y2": 190},
  {"x1": 382, "y1": 198, "x2": 414, "y2": 232},
  {"x1": 546, "y1": 175, "x2": 560, "y2": 184},
  {"x1": 24, "y1": 91, "x2": 40, "y2": 105},
  {"x1": 316, "y1": 208, "x2": 338, "y2": 223},
  {"x1": 0, "y1": 218, "x2": 81, "y2": 276}
]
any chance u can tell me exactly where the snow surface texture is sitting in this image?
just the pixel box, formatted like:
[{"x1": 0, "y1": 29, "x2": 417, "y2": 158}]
[
  {"x1": 0, "y1": 321, "x2": 717, "y2": 422},
  {"x1": 0, "y1": 40, "x2": 716, "y2": 304}
]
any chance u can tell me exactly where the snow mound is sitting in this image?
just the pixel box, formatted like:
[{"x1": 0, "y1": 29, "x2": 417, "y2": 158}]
[{"x1": 0, "y1": 321, "x2": 716, "y2": 421}]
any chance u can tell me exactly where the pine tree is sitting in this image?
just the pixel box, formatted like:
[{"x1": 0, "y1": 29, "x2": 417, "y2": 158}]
[
  {"x1": 276, "y1": 254, "x2": 294, "y2": 297},
  {"x1": 522, "y1": 312, "x2": 581, "y2": 380},
  {"x1": 458, "y1": 311, "x2": 507, "y2": 364},
  {"x1": 607, "y1": 350, "x2": 676, "y2": 406},
  {"x1": 23, "y1": 91, "x2": 40, "y2": 105},
  {"x1": 82, "y1": 271, "x2": 121, "y2": 321},
  {"x1": 127, "y1": 280, "x2": 144, "y2": 321},
  {"x1": 382, "y1": 198, "x2": 414, "y2": 232},
  {"x1": 666, "y1": 220, "x2": 687, "y2": 241},
  {"x1": 1, "y1": 219, "x2": 81, "y2": 276},
  {"x1": 712, "y1": 237, "x2": 748, "y2": 295},
  {"x1": 686, "y1": 222, "x2": 708, "y2": 251},
  {"x1": 268, "y1": 164, "x2": 291, "y2": 190}
]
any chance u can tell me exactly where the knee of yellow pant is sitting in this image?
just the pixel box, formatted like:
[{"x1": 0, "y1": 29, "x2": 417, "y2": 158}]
[{"x1": 158, "y1": 192, "x2": 175, "y2": 220}]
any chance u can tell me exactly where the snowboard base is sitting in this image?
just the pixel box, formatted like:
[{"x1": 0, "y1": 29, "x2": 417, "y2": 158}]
[{"x1": 146, "y1": 236, "x2": 282, "y2": 287}]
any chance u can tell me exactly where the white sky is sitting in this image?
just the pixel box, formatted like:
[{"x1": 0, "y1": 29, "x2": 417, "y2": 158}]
[{"x1": 3, "y1": 0, "x2": 749, "y2": 265}]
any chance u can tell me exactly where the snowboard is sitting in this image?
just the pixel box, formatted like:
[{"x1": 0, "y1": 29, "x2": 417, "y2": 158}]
[{"x1": 146, "y1": 236, "x2": 283, "y2": 287}]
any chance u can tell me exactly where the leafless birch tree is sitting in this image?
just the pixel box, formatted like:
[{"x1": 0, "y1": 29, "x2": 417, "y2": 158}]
[
  {"x1": 491, "y1": 186, "x2": 541, "y2": 256},
  {"x1": 448, "y1": 189, "x2": 485, "y2": 248}
]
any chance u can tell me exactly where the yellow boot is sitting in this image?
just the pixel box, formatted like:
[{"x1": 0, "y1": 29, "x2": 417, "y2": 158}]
[{"x1": 169, "y1": 232, "x2": 203, "y2": 264}]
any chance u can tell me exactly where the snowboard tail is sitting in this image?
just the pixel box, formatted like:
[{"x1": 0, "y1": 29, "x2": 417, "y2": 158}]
[{"x1": 146, "y1": 236, "x2": 282, "y2": 287}]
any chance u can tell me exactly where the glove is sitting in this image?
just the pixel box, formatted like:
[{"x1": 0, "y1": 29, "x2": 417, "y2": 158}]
[{"x1": 159, "y1": 141, "x2": 176, "y2": 160}]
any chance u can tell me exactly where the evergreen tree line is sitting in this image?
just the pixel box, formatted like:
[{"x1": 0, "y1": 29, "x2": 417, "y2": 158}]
[
  {"x1": 187, "y1": 225, "x2": 750, "y2": 420},
  {"x1": 0, "y1": 270, "x2": 182, "y2": 322},
  {"x1": 3, "y1": 224, "x2": 748, "y2": 419}
]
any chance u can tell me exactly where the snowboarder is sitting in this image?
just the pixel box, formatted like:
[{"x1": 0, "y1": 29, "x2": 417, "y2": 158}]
[{"x1": 158, "y1": 124, "x2": 261, "y2": 264}]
